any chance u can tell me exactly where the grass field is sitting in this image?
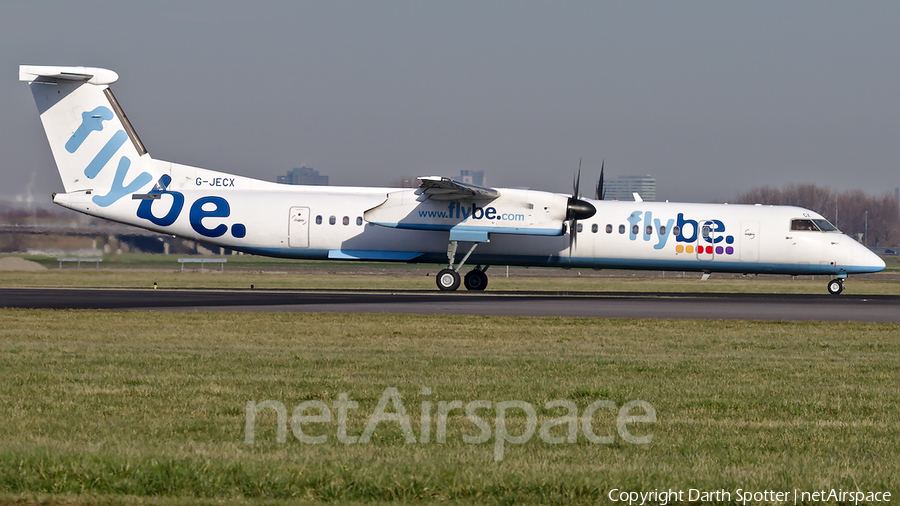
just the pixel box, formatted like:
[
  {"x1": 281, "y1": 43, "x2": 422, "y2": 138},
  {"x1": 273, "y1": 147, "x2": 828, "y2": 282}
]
[{"x1": 1, "y1": 310, "x2": 899, "y2": 504}]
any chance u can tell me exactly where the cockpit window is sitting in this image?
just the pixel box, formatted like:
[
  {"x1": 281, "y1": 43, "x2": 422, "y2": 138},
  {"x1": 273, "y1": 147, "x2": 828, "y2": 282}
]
[
  {"x1": 812, "y1": 219, "x2": 838, "y2": 232},
  {"x1": 791, "y1": 218, "x2": 839, "y2": 232},
  {"x1": 791, "y1": 219, "x2": 817, "y2": 231}
]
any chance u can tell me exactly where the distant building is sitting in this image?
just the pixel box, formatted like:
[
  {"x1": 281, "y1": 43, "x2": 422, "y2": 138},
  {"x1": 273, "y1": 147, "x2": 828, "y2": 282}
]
[
  {"x1": 277, "y1": 166, "x2": 328, "y2": 186},
  {"x1": 603, "y1": 175, "x2": 656, "y2": 201},
  {"x1": 454, "y1": 170, "x2": 485, "y2": 187}
]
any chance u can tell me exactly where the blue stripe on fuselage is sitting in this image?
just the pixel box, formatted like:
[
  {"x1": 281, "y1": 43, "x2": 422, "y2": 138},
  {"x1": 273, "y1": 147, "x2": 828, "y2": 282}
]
[{"x1": 232, "y1": 246, "x2": 878, "y2": 275}]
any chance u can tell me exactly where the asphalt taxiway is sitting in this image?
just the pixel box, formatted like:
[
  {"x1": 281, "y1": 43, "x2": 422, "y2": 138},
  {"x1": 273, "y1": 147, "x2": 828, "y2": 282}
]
[{"x1": 2, "y1": 287, "x2": 898, "y2": 322}]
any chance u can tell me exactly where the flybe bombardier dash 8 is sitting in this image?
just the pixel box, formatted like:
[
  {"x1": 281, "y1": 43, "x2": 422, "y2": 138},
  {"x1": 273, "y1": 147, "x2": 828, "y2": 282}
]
[{"x1": 20, "y1": 65, "x2": 885, "y2": 294}]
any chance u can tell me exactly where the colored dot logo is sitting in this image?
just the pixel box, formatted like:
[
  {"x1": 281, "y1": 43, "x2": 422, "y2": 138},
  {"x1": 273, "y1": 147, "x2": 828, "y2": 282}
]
[{"x1": 675, "y1": 243, "x2": 734, "y2": 255}]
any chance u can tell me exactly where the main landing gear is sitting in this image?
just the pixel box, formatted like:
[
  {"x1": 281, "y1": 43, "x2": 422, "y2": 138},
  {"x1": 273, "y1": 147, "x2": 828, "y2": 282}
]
[
  {"x1": 436, "y1": 240, "x2": 489, "y2": 291},
  {"x1": 827, "y1": 278, "x2": 844, "y2": 295},
  {"x1": 464, "y1": 269, "x2": 488, "y2": 290}
]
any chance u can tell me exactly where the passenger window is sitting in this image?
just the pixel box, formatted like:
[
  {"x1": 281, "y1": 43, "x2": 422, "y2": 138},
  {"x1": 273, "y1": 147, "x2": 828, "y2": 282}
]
[
  {"x1": 342, "y1": 216, "x2": 349, "y2": 226},
  {"x1": 329, "y1": 216, "x2": 336, "y2": 225},
  {"x1": 591, "y1": 224, "x2": 598, "y2": 233},
  {"x1": 356, "y1": 217, "x2": 363, "y2": 226},
  {"x1": 577, "y1": 223, "x2": 583, "y2": 233},
  {"x1": 619, "y1": 224, "x2": 626, "y2": 234},
  {"x1": 645, "y1": 225, "x2": 653, "y2": 236},
  {"x1": 702, "y1": 225, "x2": 711, "y2": 238},
  {"x1": 606, "y1": 224, "x2": 612, "y2": 234},
  {"x1": 672, "y1": 225, "x2": 680, "y2": 237},
  {"x1": 315, "y1": 215, "x2": 322, "y2": 225},
  {"x1": 659, "y1": 225, "x2": 666, "y2": 235},
  {"x1": 632, "y1": 225, "x2": 639, "y2": 235}
]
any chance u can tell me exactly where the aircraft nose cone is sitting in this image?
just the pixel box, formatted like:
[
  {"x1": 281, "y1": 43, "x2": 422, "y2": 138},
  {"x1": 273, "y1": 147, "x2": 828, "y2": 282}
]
[
  {"x1": 872, "y1": 252, "x2": 886, "y2": 271},
  {"x1": 843, "y1": 239, "x2": 886, "y2": 273},
  {"x1": 858, "y1": 244, "x2": 886, "y2": 273}
]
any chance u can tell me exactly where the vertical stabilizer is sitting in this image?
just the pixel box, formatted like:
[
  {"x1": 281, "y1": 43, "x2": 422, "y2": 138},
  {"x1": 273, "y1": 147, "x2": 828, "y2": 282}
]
[{"x1": 20, "y1": 65, "x2": 158, "y2": 208}]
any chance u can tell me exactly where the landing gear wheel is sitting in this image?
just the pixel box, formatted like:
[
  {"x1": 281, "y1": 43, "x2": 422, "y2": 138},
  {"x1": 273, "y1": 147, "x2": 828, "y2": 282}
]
[
  {"x1": 436, "y1": 268, "x2": 461, "y2": 291},
  {"x1": 827, "y1": 279, "x2": 844, "y2": 295},
  {"x1": 464, "y1": 270, "x2": 488, "y2": 291}
]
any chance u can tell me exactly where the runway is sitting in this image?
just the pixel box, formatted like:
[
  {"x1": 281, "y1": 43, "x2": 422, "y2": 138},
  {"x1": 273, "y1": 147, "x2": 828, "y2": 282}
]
[{"x1": 2, "y1": 287, "x2": 899, "y2": 322}]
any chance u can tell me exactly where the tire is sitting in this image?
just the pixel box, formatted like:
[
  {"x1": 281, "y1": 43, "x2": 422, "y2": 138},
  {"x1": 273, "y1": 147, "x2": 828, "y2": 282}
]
[
  {"x1": 464, "y1": 270, "x2": 488, "y2": 291},
  {"x1": 827, "y1": 279, "x2": 843, "y2": 295},
  {"x1": 436, "y1": 268, "x2": 461, "y2": 291}
]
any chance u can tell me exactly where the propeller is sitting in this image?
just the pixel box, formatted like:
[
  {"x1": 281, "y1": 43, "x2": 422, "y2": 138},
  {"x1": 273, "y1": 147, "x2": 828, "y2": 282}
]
[
  {"x1": 595, "y1": 159, "x2": 605, "y2": 200},
  {"x1": 566, "y1": 158, "x2": 596, "y2": 257}
]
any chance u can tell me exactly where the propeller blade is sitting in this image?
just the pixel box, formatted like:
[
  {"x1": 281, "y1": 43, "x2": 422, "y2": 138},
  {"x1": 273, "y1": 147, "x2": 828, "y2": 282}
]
[
  {"x1": 574, "y1": 158, "x2": 582, "y2": 199},
  {"x1": 568, "y1": 219, "x2": 576, "y2": 258},
  {"x1": 596, "y1": 159, "x2": 605, "y2": 200},
  {"x1": 568, "y1": 158, "x2": 588, "y2": 259}
]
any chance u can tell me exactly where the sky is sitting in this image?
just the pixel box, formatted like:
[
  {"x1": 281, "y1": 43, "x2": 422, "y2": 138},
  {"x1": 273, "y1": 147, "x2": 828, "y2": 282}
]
[{"x1": 1, "y1": 1, "x2": 899, "y2": 204}]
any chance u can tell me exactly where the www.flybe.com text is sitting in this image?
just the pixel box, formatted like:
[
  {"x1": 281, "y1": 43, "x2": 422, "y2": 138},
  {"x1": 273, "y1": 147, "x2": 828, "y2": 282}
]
[{"x1": 419, "y1": 202, "x2": 525, "y2": 222}]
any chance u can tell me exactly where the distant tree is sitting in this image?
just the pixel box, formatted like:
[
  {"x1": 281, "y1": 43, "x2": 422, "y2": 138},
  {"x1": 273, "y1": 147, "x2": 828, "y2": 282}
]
[
  {"x1": 735, "y1": 184, "x2": 899, "y2": 247},
  {"x1": 868, "y1": 194, "x2": 900, "y2": 247},
  {"x1": 835, "y1": 190, "x2": 868, "y2": 242}
]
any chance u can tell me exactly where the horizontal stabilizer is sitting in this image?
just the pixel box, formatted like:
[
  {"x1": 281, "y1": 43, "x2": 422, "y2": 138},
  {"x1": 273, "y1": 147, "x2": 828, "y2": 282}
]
[{"x1": 19, "y1": 65, "x2": 119, "y2": 85}]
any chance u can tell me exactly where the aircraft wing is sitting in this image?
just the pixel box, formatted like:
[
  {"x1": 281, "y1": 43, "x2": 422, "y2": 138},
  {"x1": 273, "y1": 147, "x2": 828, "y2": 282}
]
[{"x1": 414, "y1": 176, "x2": 499, "y2": 201}]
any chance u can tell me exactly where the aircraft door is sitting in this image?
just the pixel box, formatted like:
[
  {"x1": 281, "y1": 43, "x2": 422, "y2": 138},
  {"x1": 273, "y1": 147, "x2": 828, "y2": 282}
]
[
  {"x1": 696, "y1": 220, "x2": 715, "y2": 260},
  {"x1": 288, "y1": 207, "x2": 310, "y2": 248},
  {"x1": 740, "y1": 221, "x2": 759, "y2": 262}
]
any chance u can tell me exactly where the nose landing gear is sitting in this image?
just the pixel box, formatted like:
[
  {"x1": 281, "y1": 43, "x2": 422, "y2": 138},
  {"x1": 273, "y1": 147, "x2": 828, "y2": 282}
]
[{"x1": 827, "y1": 278, "x2": 844, "y2": 295}]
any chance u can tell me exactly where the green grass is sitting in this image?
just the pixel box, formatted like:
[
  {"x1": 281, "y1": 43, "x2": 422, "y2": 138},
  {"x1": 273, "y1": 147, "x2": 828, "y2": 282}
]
[
  {"x1": 1, "y1": 311, "x2": 899, "y2": 504},
  {"x1": 881, "y1": 254, "x2": 900, "y2": 272}
]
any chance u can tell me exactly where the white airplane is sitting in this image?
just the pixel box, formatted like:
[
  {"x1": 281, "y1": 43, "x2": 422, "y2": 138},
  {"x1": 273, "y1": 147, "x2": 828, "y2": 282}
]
[{"x1": 20, "y1": 65, "x2": 885, "y2": 295}]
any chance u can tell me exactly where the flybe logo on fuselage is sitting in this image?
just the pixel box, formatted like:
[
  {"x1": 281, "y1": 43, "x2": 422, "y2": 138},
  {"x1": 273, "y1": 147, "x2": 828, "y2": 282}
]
[
  {"x1": 136, "y1": 175, "x2": 247, "y2": 239},
  {"x1": 418, "y1": 202, "x2": 526, "y2": 222},
  {"x1": 627, "y1": 211, "x2": 736, "y2": 255}
]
